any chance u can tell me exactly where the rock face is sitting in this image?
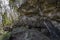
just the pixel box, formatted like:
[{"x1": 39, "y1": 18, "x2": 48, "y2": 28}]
[
  {"x1": 0, "y1": 0, "x2": 60, "y2": 40},
  {"x1": 10, "y1": 27, "x2": 50, "y2": 40},
  {"x1": 10, "y1": 19, "x2": 60, "y2": 40}
]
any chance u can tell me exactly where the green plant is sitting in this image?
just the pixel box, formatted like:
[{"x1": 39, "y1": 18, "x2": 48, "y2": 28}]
[{"x1": 2, "y1": 13, "x2": 12, "y2": 26}]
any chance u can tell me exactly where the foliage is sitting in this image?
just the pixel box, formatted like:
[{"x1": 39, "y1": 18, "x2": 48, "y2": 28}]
[{"x1": 2, "y1": 13, "x2": 12, "y2": 26}]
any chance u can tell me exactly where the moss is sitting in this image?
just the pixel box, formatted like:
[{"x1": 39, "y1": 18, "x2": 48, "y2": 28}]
[
  {"x1": 9, "y1": 0, "x2": 15, "y2": 3},
  {"x1": 0, "y1": 31, "x2": 11, "y2": 40},
  {"x1": 2, "y1": 13, "x2": 12, "y2": 26}
]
